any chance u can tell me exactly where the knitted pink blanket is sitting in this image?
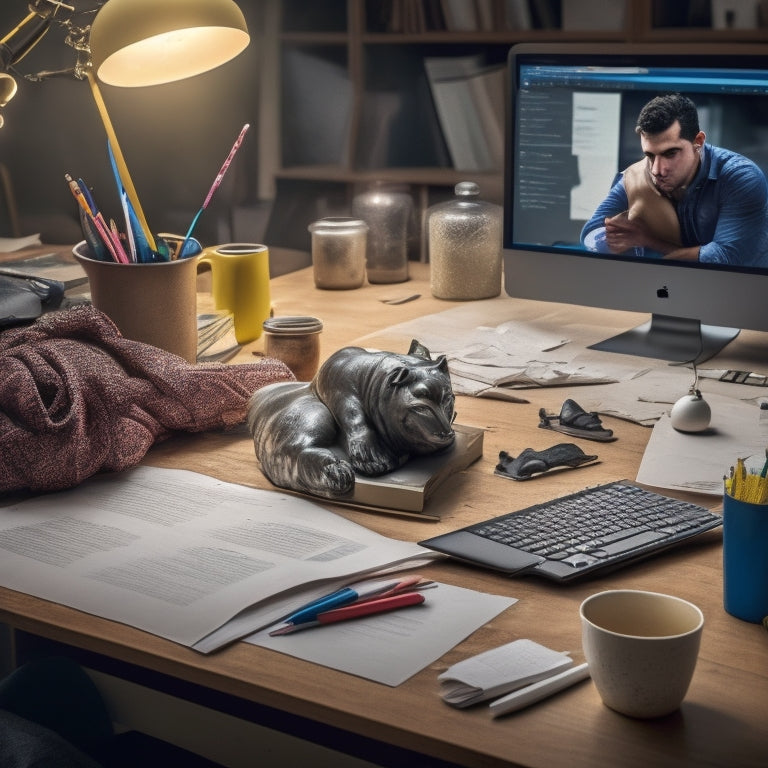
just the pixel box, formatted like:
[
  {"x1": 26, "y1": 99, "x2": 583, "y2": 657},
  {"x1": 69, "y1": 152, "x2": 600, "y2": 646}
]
[{"x1": 0, "y1": 305, "x2": 294, "y2": 494}]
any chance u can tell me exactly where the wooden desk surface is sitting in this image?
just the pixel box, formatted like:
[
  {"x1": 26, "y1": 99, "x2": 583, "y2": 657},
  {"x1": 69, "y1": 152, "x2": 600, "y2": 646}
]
[{"x1": 2, "y1": 256, "x2": 767, "y2": 768}]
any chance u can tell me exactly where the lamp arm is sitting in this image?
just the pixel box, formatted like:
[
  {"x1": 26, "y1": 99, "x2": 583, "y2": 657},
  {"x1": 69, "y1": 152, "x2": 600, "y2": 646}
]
[{"x1": 1, "y1": 12, "x2": 51, "y2": 70}]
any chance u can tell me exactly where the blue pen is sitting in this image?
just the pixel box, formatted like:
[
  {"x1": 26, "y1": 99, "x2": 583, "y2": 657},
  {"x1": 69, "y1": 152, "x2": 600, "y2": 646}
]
[
  {"x1": 282, "y1": 577, "x2": 411, "y2": 626},
  {"x1": 284, "y1": 588, "x2": 360, "y2": 625},
  {"x1": 77, "y1": 179, "x2": 99, "y2": 214}
]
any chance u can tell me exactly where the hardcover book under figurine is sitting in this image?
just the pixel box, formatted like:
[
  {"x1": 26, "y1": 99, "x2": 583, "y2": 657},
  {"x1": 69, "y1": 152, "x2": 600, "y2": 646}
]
[{"x1": 247, "y1": 345, "x2": 460, "y2": 504}]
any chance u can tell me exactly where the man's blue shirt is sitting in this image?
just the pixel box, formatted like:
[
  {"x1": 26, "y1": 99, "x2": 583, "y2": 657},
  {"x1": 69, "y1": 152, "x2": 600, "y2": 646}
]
[{"x1": 581, "y1": 144, "x2": 768, "y2": 268}]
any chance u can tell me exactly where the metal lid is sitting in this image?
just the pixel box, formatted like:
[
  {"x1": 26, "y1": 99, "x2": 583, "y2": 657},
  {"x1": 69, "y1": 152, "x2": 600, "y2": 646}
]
[
  {"x1": 308, "y1": 217, "x2": 368, "y2": 234},
  {"x1": 263, "y1": 316, "x2": 323, "y2": 334}
]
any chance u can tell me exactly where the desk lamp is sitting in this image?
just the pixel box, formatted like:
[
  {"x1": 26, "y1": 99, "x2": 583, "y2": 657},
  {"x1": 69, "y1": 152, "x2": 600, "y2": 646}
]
[
  {"x1": 86, "y1": 0, "x2": 250, "y2": 252},
  {"x1": 0, "y1": 1, "x2": 74, "y2": 128}
]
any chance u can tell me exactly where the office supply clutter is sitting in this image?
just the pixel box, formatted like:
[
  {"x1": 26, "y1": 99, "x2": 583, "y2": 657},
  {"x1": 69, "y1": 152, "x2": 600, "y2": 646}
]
[
  {"x1": 438, "y1": 639, "x2": 587, "y2": 715},
  {"x1": 420, "y1": 481, "x2": 722, "y2": 581},
  {"x1": 66, "y1": 123, "x2": 249, "y2": 264},
  {"x1": 268, "y1": 575, "x2": 432, "y2": 636}
]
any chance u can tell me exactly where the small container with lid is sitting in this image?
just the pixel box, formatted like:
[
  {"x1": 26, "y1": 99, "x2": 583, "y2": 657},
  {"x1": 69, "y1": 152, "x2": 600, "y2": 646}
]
[
  {"x1": 427, "y1": 181, "x2": 502, "y2": 300},
  {"x1": 352, "y1": 184, "x2": 413, "y2": 284},
  {"x1": 308, "y1": 217, "x2": 368, "y2": 289},
  {"x1": 263, "y1": 316, "x2": 323, "y2": 381}
]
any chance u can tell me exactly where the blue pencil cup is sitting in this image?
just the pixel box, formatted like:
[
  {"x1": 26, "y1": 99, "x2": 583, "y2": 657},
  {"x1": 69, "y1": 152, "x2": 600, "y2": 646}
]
[{"x1": 722, "y1": 492, "x2": 768, "y2": 623}]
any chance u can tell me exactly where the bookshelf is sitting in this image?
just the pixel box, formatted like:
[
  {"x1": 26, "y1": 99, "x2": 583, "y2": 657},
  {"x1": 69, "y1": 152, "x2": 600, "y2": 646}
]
[{"x1": 263, "y1": 0, "x2": 768, "y2": 255}]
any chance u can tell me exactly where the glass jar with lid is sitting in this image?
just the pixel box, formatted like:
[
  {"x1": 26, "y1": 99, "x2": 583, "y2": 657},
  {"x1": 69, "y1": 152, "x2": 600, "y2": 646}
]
[
  {"x1": 308, "y1": 217, "x2": 368, "y2": 290},
  {"x1": 352, "y1": 184, "x2": 413, "y2": 284},
  {"x1": 427, "y1": 182, "x2": 502, "y2": 300}
]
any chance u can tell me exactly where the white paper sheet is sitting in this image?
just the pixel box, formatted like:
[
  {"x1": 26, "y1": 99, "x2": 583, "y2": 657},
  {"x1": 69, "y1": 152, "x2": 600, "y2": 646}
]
[
  {"x1": 636, "y1": 394, "x2": 768, "y2": 494},
  {"x1": 0, "y1": 467, "x2": 434, "y2": 651},
  {"x1": 247, "y1": 582, "x2": 517, "y2": 686}
]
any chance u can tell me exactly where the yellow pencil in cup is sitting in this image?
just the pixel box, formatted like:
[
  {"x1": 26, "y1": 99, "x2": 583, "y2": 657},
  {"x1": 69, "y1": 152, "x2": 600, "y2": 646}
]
[{"x1": 727, "y1": 457, "x2": 746, "y2": 500}]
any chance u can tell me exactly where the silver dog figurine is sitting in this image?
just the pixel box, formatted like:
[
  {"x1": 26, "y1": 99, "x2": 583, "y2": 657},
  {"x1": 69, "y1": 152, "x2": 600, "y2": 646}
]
[{"x1": 247, "y1": 345, "x2": 456, "y2": 498}]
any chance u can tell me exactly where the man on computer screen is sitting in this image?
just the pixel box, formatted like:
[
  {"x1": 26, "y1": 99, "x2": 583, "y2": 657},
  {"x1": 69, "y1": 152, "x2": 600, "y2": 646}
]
[{"x1": 581, "y1": 92, "x2": 768, "y2": 268}]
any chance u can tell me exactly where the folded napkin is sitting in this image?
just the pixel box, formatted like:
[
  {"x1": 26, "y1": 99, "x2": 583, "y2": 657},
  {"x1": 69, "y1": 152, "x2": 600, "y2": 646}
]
[{"x1": 0, "y1": 305, "x2": 294, "y2": 494}]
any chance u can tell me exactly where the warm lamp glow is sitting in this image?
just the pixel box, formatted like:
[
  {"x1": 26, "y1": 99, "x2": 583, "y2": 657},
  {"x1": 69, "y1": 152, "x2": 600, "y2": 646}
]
[
  {"x1": 0, "y1": 73, "x2": 17, "y2": 107},
  {"x1": 89, "y1": 0, "x2": 249, "y2": 87}
]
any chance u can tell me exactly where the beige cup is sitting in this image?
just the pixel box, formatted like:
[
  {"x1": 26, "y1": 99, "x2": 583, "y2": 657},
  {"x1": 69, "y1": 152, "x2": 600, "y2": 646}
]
[
  {"x1": 580, "y1": 590, "x2": 703, "y2": 718},
  {"x1": 73, "y1": 241, "x2": 199, "y2": 363}
]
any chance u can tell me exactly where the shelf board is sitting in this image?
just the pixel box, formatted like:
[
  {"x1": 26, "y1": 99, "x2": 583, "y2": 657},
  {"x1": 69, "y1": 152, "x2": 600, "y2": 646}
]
[
  {"x1": 360, "y1": 30, "x2": 631, "y2": 44},
  {"x1": 280, "y1": 32, "x2": 350, "y2": 45},
  {"x1": 275, "y1": 165, "x2": 501, "y2": 186}
]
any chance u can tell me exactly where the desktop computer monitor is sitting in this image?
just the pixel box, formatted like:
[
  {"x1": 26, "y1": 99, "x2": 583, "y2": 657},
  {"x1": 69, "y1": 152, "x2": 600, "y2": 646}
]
[{"x1": 504, "y1": 43, "x2": 768, "y2": 363}]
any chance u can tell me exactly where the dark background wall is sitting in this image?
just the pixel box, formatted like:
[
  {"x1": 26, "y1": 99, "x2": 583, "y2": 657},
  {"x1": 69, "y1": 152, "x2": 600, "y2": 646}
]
[{"x1": 0, "y1": 0, "x2": 265, "y2": 246}]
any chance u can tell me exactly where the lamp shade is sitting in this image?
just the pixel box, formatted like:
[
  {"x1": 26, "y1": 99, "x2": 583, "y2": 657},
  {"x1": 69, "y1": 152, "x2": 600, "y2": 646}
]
[{"x1": 89, "y1": 0, "x2": 249, "y2": 87}]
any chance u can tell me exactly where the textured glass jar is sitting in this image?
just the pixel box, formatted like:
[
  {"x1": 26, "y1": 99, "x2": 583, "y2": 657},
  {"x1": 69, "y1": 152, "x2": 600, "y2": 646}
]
[
  {"x1": 352, "y1": 185, "x2": 412, "y2": 284},
  {"x1": 427, "y1": 182, "x2": 502, "y2": 300},
  {"x1": 263, "y1": 316, "x2": 323, "y2": 381},
  {"x1": 308, "y1": 217, "x2": 368, "y2": 290}
]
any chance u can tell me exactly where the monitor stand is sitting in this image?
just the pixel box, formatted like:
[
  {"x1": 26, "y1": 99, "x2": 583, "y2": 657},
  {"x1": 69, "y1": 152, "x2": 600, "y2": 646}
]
[{"x1": 588, "y1": 313, "x2": 740, "y2": 364}]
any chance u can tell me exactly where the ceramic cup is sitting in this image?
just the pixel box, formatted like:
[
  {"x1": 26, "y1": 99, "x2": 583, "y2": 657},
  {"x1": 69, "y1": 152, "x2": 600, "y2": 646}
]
[
  {"x1": 580, "y1": 590, "x2": 703, "y2": 718},
  {"x1": 73, "y1": 241, "x2": 198, "y2": 363},
  {"x1": 198, "y1": 243, "x2": 271, "y2": 344}
]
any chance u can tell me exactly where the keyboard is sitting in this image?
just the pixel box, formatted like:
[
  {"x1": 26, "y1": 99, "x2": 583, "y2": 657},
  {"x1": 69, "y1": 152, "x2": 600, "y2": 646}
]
[{"x1": 419, "y1": 481, "x2": 722, "y2": 582}]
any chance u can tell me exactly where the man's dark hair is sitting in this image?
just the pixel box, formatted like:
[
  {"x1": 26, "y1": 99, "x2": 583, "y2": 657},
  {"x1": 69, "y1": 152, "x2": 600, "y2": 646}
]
[{"x1": 635, "y1": 93, "x2": 700, "y2": 141}]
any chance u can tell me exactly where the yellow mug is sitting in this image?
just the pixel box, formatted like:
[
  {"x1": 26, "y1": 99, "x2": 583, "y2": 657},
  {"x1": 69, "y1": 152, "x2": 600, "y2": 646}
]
[{"x1": 198, "y1": 243, "x2": 271, "y2": 345}]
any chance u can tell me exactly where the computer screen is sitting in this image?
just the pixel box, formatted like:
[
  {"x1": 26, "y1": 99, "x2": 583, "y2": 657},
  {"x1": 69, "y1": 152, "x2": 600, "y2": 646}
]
[{"x1": 504, "y1": 43, "x2": 768, "y2": 363}]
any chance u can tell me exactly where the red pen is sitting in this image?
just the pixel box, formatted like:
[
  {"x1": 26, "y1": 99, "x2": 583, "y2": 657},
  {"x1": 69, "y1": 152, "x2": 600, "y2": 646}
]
[{"x1": 269, "y1": 591, "x2": 426, "y2": 636}]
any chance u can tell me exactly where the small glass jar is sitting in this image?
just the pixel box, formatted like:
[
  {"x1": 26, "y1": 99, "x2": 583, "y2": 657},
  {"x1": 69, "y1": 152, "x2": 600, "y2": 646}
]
[
  {"x1": 308, "y1": 217, "x2": 368, "y2": 290},
  {"x1": 352, "y1": 185, "x2": 413, "y2": 284},
  {"x1": 427, "y1": 181, "x2": 502, "y2": 300},
  {"x1": 263, "y1": 316, "x2": 323, "y2": 381}
]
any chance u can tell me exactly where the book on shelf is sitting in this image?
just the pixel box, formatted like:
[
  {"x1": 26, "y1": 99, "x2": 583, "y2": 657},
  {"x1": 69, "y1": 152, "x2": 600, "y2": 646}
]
[
  {"x1": 561, "y1": 0, "x2": 626, "y2": 30},
  {"x1": 504, "y1": 0, "x2": 533, "y2": 29},
  {"x1": 441, "y1": 0, "x2": 481, "y2": 30},
  {"x1": 356, "y1": 75, "x2": 452, "y2": 170},
  {"x1": 424, "y1": 55, "x2": 505, "y2": 172},
  {"x1": 315, "y1": 423, "x2": 484, "y2": 520},
  {"x1": 528, "y1": 0, "x2": 561, "y2": 28}
]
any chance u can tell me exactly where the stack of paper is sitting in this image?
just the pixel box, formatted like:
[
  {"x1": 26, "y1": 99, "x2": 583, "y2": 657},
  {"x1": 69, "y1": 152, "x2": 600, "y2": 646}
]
[
  {"x1": 0, "y1": 467, "x2": 435, "y2": 654},
  {"x1": 439, "y1": 638, "x2": 574, "y2": 707}
]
